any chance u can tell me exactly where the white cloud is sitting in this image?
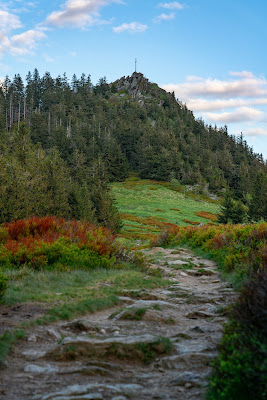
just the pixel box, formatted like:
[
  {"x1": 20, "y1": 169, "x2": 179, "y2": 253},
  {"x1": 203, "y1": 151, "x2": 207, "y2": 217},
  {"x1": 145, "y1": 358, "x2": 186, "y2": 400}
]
[
  {"x1": 45, "y1": 0, "x2": 123, "y2": 28},
  {"x1": 154, "y1": 13, "x2": 175, "y2": 22},
  {"x1": 0, "y1": 33, "x2": 10, "y2": 53},
  {"x1": 186, "y1": 98, "x2": 267, "y2": 112},
  {"x1": 0, "y1": 29, "x2": 46, "y2": 56},
  {"x1": 11, "y1": 1, "x2": 38, "y2": 14},
  {"x1": 161, "y1": 71, "x2": 267, "y2": 144},
  {"x1": 0, "y1": 0, "x2": 125, "y2": 57},
  {"x1": 161, "y1": 72, "x2": 267, "y2": 123},
  {"x1": 204, "y1": 107, "x2": 264, "y2": 124},
  {"x1": 244, "y1": 128, "x2": 267, "y2": 136},
  {"x1": 0, "y1": 10, "x2": 22, "y2": 32},
  {"x1": 113, "y1": 22, "x2": 148, "y2": 34},
  {"x1": 0, "y1": 5, "x2": 47, "y2": 57},
  {"x1": 159, "y1": 2, "x2": 184, "y2": 10},
  {"x1": 10, "y1": 29, "x2": 46, "y2": 55},
  {"x1": 229, "y1": 71, "x2": 254, "y2": 78},
  {"x1": 162, "y1": 74, "x2": 267, "y2": 99}
]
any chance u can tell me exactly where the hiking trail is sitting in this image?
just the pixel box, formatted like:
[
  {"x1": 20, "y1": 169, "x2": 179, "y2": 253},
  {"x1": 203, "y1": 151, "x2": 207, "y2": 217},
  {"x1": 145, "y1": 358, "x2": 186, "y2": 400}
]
[{"x1": 0, "y1": 247, "x2": 236, "y2": 400}]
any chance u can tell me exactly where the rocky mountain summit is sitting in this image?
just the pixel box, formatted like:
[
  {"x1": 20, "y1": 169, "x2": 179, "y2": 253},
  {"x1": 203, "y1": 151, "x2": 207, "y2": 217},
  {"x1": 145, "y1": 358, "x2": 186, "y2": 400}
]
[{"x1": 113, "y1": 72, "x2": 150, "y2": 99}]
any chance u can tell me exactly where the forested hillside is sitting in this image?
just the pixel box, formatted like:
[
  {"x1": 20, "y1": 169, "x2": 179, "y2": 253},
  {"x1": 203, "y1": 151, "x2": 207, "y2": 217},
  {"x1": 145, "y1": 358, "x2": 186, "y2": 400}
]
[{"x1": 0, "y1": 70, "x2": 266, "y2": 223}]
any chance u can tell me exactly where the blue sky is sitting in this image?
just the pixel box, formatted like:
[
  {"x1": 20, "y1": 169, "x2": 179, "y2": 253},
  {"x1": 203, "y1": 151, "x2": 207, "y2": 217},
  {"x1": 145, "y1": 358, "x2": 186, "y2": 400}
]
[{"x1": 0, "y1": 0, "x2": 267, "y2": 158}]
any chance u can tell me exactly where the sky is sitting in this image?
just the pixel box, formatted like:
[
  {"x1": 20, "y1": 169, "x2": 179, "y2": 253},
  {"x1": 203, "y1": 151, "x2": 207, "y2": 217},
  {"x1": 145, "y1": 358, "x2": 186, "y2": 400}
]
[{"x1": 0, "y1": 0, "x2": 267, "y2": 159}]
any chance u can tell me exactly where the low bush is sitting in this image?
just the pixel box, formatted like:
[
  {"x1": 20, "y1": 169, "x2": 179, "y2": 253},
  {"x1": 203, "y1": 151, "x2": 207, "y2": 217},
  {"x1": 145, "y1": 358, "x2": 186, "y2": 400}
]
[
  {"x1": 0, "y1": 273, "x2": 8, "y2": 301},
  {"x1": 207, "y1": 271, "x2": 267, "y2": 400},
  {"x1": 0, "y1": 216, "x2": 122, "y2": 271},
  {"x1": 195, "y1": 211, "x2": 218, "y2": 221}
]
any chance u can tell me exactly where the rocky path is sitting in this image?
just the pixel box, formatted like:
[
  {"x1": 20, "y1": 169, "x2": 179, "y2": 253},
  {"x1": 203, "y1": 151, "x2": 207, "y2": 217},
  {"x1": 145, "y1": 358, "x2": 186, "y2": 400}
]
[{"x1": 0, "y1": 247, "x2": 236, "y2": 400}]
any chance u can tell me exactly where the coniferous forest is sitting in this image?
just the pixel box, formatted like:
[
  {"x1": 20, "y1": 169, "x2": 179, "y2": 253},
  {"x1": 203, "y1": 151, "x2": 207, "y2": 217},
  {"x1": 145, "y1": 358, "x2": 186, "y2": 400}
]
[{"x1": 0, "y1": 69, "x2": 266, "y2": 226}]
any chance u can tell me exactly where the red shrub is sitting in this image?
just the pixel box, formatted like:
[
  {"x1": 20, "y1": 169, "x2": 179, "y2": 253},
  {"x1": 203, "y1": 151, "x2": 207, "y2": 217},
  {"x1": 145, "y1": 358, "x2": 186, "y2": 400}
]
[
  {"x1": 5, "y1": 240, "x2": 19, "y2": 254},
  {"x1": 2, "y1": 217, "x2": 117, "y2": 258},
  {"x1": 182, "y1": 219, "x2": 199, "y2": 225},
  {"x1": 87, "y1": 226, "x2": 116, "y2": 256},
  {"x1": 27, "y1": 216, "x2": 63, "y2": 236},
  {"x1": 195, "y1": 211, "x2": 218, "y2": 221},
  {"x1": 5, "y1": 220, "x2": 28, "y2": 240}
]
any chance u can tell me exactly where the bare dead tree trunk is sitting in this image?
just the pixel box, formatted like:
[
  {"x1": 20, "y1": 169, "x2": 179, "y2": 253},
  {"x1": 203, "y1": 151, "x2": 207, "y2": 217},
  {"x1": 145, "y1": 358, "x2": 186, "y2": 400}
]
[
  {"x1": 5, "y1": 108, "x2": 8, "y2": 132},
  {"x1": 23, "y1": 97, "x2": 26, "y2": 120},
  {"x1": 9, "y1": 97, "x2": 12, "y2": 128},
  {"x1": 48, "y1": 112, "x2": 51, "y2": 133}
]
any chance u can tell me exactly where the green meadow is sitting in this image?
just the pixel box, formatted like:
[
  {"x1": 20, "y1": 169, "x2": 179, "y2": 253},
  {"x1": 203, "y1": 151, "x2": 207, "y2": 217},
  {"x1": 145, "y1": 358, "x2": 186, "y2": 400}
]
[{"x1": 111, "y1": 178, "x2": 220, "y2": 241}]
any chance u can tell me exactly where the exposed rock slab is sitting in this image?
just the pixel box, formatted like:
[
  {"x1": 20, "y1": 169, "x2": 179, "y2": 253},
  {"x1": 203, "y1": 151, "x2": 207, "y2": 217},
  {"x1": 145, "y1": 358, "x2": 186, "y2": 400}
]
[{"x1": 46, "y1": 334, "x2": 171, "y2": 363}]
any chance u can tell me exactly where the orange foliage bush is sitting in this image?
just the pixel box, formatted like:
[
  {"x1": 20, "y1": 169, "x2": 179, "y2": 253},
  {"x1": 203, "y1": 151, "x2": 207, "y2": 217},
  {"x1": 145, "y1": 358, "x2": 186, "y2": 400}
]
[
  {"x1": 2, "y1": 216, "x2": 116, "y2": 258},
  {"x1": 182, "y1": 219, "x2": 200, "y2": 225},
  {"x1": 195, "y1": 211, "x2": 218, "y2": 221}
]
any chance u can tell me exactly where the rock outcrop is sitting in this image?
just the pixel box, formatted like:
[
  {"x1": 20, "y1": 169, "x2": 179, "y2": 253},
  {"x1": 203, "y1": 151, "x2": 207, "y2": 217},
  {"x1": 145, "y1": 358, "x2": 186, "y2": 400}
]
[{"x1": 113, "y1": 72, "x2": 150, "y2": 99}]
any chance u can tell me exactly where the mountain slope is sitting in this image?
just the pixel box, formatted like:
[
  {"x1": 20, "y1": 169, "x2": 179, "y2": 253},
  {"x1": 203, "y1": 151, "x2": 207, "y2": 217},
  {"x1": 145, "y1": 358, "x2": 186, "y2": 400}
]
[{"x1": 0, "y1": 70, "x2": 266, "y2": 210}]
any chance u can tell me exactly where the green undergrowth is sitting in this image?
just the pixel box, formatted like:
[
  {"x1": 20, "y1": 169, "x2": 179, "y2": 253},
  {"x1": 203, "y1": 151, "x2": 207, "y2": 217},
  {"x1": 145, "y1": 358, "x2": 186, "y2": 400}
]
[
  {"x1": 0, "y1": 272, "x2": 8, "y2": 301},
  {"x1": 207, "y1": 271, "x2": 267, "y2": 400},
  {"x1": 207, "y1": 322, "x2": 267, "y2": 400}
]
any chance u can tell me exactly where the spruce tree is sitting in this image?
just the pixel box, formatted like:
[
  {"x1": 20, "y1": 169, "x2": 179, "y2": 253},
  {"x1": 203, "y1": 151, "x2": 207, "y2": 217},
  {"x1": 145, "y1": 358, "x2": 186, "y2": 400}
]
[
  {"x1": 218, "y1": 191, "x2": 248, "y2": 224},
  {"x1": 250, "y1": 172, "x2": 267, "y2": 221}
]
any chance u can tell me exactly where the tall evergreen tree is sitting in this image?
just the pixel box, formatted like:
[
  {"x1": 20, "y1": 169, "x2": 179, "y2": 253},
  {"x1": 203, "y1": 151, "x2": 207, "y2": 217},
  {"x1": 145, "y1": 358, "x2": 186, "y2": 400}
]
[{"x1": 250, "y1": 172, "x2": 267, "y2": 221}]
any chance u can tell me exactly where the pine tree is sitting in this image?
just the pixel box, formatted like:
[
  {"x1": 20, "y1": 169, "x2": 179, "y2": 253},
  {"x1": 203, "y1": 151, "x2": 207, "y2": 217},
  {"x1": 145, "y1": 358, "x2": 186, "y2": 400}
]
[
  {"x1": 250, "y1": 172, "x2": 267, "y2": 221},
  {"x1": 218, "y1": 191, "x2": 248, "y2": 224},
  {"x1": 90, "y1": 160, "x2": 122, "y2": 232}
]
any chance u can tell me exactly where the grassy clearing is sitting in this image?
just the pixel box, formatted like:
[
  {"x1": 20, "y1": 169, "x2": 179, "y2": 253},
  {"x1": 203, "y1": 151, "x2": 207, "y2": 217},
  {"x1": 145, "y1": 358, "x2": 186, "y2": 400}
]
[{"x1": 111, "y1": 178, "x2": 219, "y2": 241}]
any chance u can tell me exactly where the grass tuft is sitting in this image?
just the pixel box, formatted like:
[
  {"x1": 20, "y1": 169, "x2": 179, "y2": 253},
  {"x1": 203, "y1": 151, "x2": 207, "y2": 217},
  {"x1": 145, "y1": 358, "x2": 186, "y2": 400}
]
[{"x1": 0, "y1": 329, "x2": 25, "y2": 364}]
